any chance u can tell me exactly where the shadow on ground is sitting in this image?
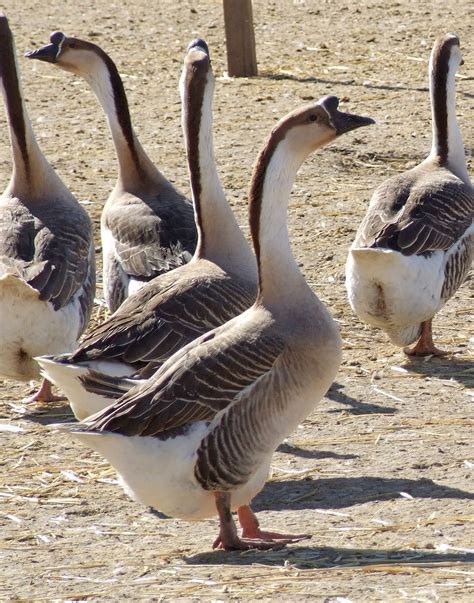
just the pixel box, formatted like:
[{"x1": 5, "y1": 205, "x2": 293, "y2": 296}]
[
  {"x1": 325, "y1": 382, "x2": 397, "y2": 414},
  {"x1": 277, "y1": 442, "x2": 357, "y2": 460},
  {"x1": 254, "y1": 476, "x2": 474, "y2": 511},
  {"x1": 401, "y1": 355, "x2": 473, "y2": 388},
  {"x1": 187, "y1": 544, "x2": 474, "y2": 569}
]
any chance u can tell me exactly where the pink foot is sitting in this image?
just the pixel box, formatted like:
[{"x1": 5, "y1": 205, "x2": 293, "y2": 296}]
[
  {"x1": 404, "y1": 319, "x2": 450, "y2": 357},
  {"x1": 404, "y1": 343, "x2": 450, "y2": 357},
  {"x1": 238, "y1": 505, "x2": 311, "y2": 544},
  {"x1": 22, "y1": 378, "x2": 65, "y2": 404},
  {"x1": 212, "y1": 494, "x2": 311, "y2": 552}
]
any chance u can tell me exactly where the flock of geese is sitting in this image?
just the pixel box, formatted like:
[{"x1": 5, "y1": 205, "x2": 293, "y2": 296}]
[{"x1": 0, "y1": 11, "x2": 472, "y2": 551}]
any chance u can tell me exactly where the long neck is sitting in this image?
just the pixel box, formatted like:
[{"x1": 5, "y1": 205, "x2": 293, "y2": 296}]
[
  {"x1": 82, "y1": 53, "x2": 160, "y2": 190},
  {"x1": 1, "y1": 34, "x2": 65, "y2": 199},
  {"x1": 429, "y1": 51, "x2": 469, "y2": 184},
  {"x1": 249, "y1": 136, "x2": 310, "y2": 306},
  {"x1": 183, "y1": 71, "x2": 256, "y2": 275}
]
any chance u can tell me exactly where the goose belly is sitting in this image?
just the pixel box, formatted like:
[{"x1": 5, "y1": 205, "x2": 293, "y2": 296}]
[
  {"x1": 346, "y1": 248, "x2": 445, "y2": 344},
  {"x1": 72, "y1": 424, "x2": 273, "y2": 521},
  {"x1": 0, "y1": 274, "x2": 82, "y2": 380}
]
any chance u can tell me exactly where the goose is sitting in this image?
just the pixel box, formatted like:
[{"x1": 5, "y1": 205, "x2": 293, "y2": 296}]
[
  {"x1": 37, "y1": 40, "x2": 258, "y2": 420},
  {"x1": 27, "y1": 32, "x2": 197, "y2": 312},
  {"x1": 346, "y1": 33, "x2": 473, "y2": 356},
  {"x1": 56, "y1": 95, "x2": 374, "y2": 550},
  {"x1": 0, "y1": 14, "x2": 95, "y2": 403}
]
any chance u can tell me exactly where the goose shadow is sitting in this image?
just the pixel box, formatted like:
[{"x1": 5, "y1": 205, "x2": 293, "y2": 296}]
[
  {"x1": 186, "y1": 544, "x2": 473, "y2": 569},
  {"x1": 253, "y1": 476, "x2": 474, "y2": 512},
  {"x1": 400, "y1": 355, "x2": 474, "y2": 388},
  {"x1": 277, "y1": 442, "x2": 358, "y2": 460},
  {"x1": 260, "y1": 71, "x2": 474, "y2": 100},
  {"x1": 16, "y1": 398, "x2": 76, "y2": 425},
  {"x1": 260, "y1": 71, "x2": 428, "y2": 94},
  {"x1": 325, "y1": 382, "x2": 397, "y2": 414}
]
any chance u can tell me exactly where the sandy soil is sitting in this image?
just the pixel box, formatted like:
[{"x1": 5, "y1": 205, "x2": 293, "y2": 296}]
[{"x1": 0, "y1": 0, "x2": 473, "y2": 600}]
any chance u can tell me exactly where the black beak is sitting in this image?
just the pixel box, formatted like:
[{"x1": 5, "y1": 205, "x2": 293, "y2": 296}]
[
  {"x1": 332, "y1": 110, "x2": 375, "y2": 135},
  {"x1": 25, "y1": 42, "x2": 59, "y2": 63},
  {"x1": 320, "y1": 95, "x2": 375, "y2": 135}
]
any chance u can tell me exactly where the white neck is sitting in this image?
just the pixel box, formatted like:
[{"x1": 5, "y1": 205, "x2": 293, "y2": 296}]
[
  {"x1": 256, "y1": 139, "x2": 311, "y2": 305},
  {"x1": 82, "y1": 59, "x2": 159, "y2": 189},
  {"x1": 428, "y1": 52, "x2": 470, "y2": 185},
  {"x1": 183, "y1": 73, "x2": 257, "y2": 277}
]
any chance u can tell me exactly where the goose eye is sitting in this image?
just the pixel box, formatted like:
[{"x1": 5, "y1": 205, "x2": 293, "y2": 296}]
[{"x1": 308, "y1": 113, "x2": 319, "y2": 122}]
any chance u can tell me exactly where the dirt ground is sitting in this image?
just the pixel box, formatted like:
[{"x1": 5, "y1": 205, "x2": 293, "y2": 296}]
[{"x1": 0, "y1": 0, "x2": 473, "y2": 600}]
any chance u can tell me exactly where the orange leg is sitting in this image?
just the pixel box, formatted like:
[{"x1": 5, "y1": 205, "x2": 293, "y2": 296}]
[
  {"x1": 404, "y1": 319, "x2": 449, "y2": 357},
  {"x1": 22, "y1": 378, "x2": 65, "y2": 404},
  {"x1": 212, "y1": 492, "x2": 311, "y2": 551}
]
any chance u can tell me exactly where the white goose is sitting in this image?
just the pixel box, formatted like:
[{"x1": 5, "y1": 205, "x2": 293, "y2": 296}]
[
  {"x1": 346, "y1": 33, "x2": 473, "y2": 356},
  {"x1": 58, "y1": 95, "x2": 374, "y2": 550},
  {"x1": 37, "y1": 40, "x2": 258, "y2": 420},
  {"x1": 0, "y1": 14, "x2": 95, "y2": 402},
  {"x1": 27, "y1": 32, "x2": 197, "y2": 312}
]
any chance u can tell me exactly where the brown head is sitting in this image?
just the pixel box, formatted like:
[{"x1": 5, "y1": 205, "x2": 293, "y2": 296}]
[{"x1": 25, "y1": 31, "x2": 110, "y2": 76}]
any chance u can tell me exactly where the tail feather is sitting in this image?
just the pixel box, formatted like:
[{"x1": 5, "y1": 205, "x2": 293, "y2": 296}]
[{"x1": 79, "y1": 369, "x2": 143, "y2": 400}]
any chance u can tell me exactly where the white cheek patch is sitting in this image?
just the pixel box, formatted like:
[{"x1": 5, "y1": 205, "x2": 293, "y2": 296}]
[{"x1": 317, "y1": 104, "x2": 333, "y2": 130}]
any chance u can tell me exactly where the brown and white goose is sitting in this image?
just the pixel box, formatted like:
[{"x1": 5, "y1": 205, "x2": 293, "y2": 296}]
[
  {"x1": 57, "y1": 95, "x2": 373, "y2": 550},
  {"x1": 346, "y1": 33, "x2": 473, "y2": 356},
  {"x1": 27, "y1": 32, "x2": 197, "y2": 312},
  {"x1": 0, "y1": 14, "x2": 95, "y2": 402},
  {"x1": 37, "y1": 39, "x2": 258, "y2": 420}
]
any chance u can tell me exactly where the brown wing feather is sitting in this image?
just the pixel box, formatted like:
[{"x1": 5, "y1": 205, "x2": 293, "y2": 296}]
[
  {"x1": 104, "y1": 190, "x2": 197, "y2": 280},
  {"x1": 0, "y1": 199, "x2": 93, "y2": 311},
  {"x1": 69, "y1": 266, "x2": 255, "y2": 367},
  {"x1": 355, "y1": 167, "x2": 473, "y2": 256},
  {"x1": 82, "y1": 327, "x2": 284, "y2": 439}
]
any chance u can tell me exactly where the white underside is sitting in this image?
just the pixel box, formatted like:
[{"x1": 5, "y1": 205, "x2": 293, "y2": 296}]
[
  {"x1": 346, "y1": 247, "x2": 447, "y2": 345},
  {"x1": 0, "y1": 274, "x2": 83, "y2": 380},
  {"x1": 127, "y1": 278, "x2": 146, "y2": 297},
  {"x1": 37, "y1": 356, "x2": 136, "y2": 420},
  {"x1": 64, "y1": 311, "x2": 342, "y2": 522},
  {"x1": 71, "y1": 424, "x2": 273, "y2": 521}
]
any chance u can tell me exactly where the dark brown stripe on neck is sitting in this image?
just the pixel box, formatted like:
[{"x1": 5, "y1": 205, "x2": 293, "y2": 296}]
[
  {"x1": 85, "y1": 40, "x2": 143, "y2": 177},
  {"x1": 0, "y1": 19, "x2": 30, "y2": 176},
  {"x1": 431, "y1": 36, "x2": 459, "y2": 163},
  {"x1": 248, "y1": 111, "x2": 303, "y2": 291},
  {"x1": 183, "y1": 54, "x2": 209, "y2": 253}
]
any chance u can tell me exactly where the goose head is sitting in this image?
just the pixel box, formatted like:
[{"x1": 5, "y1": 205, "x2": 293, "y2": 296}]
[
  {"x1": 26, "y1": 32, "x2": 107, "y2": 78},
  {"x1": 267, "y1": 96, "x2": 375, "y2": 168},
  {"x1": 430, "y1": 33, "x2": 463, "y2": 80},
  {"x1": 427, "y1": 33, "x2": 469, "y2": 181},
  {"x1": 179, "y1": 38, "x2": 214, "y2": 132}
]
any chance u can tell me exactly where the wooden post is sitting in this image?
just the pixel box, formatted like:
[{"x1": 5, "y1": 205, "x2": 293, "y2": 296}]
[{"x1": 223, "y1": 0, "x2": 258, "y2": 77}]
